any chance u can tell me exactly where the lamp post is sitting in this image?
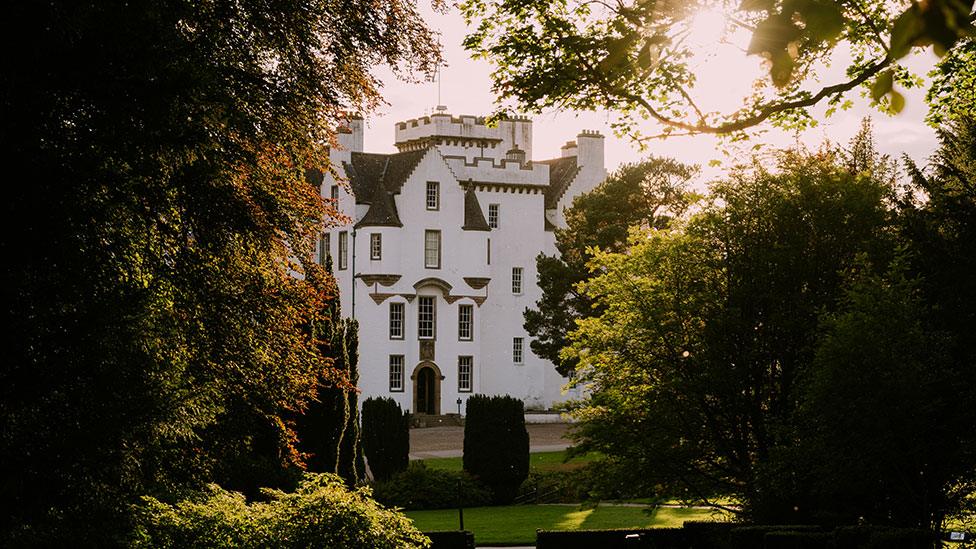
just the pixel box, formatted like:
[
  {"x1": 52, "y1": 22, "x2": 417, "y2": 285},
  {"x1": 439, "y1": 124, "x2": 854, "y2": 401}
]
[{"x1": 456, "y1": 397, "x2": 462, "y2": 416}]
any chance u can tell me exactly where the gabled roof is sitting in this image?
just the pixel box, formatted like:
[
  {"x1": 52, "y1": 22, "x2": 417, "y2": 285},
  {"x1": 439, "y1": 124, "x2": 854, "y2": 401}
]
[
  {"x1": 538, "y1": 156, "x2": 581, "y2": 209},
  {"x1": 344, "y1": 149, "x2": 428, "y2": 228},
  {"x1": 462, "y1": 188, "x2": 490, "y2": 231}
]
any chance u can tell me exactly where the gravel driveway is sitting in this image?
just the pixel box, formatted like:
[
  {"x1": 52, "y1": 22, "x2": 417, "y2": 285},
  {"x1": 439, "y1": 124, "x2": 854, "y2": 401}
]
[{"x1": 409, "y1": 423, "x2": 573, "y2": 459}]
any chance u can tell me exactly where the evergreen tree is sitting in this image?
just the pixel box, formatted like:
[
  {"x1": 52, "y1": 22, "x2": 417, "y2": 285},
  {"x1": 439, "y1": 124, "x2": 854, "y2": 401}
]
[
  {"x1": 463, "y1": 395, "x2": 529, "y2": 504},
  {"x1": 524, "y1": 158, "x2": 698, "y2": 375},
  {"x1": 338, "y1": 319, "x2": 364, "y2": 485},
  {"x1": 361, "y1": 397, "x2": 410, "y2": 482}
]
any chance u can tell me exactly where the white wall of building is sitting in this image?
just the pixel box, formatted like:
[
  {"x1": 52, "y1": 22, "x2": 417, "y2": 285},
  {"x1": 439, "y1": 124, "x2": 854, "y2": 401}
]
[{"x1": 320, "y1": 113, "x2": 603, "y2": 414}]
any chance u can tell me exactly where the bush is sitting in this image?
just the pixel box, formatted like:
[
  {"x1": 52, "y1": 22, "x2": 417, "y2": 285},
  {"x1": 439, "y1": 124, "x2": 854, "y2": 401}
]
[
  {"x1": 132, "y1": 473, "x2": 429, "y2": 548},
  {"x1": 424, "y1": 530, "x2": 475, "y2": 549},
  {"x1": 362, "y1": 397, "x2": 410, "y2": 482},
  {"x1": 764, "y1": 531, "x2": 833, "y2": 549},
  {"x1": 683, "y1": 521, "x2": 736, "y2": 549},
  {"x1": 372, "y1": 462, "x2": 492, "y2": 510},
  {"x1": 537, "y1": 527, "x2": 687, "y2": 549},
  {"x1": 834, "y1": 526, "x2": 935, "y2": 549},
  {"x1": 729, "y1": 525, "x2": 822, "y2": 549},
  {"x1": 462, "y1": 394, "x2": 529, "y2": 504}
]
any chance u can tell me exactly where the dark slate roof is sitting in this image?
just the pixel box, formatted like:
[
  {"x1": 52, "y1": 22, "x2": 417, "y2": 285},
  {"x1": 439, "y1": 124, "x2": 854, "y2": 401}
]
[
  {"x1": 538, "y1": 156, "x2": 581, "y2": 209},
  {"x1": 344, "y1": 149, "x2": 428, "y2": 227},
  {"x1": 462, "y1": 188, "x2": 490, "y2": 231}
]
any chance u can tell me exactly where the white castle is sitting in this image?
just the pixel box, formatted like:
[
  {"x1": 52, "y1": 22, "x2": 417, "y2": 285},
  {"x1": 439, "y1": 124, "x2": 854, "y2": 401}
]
[{"x1": 317, "y1": 111, "x2": 605, "y2": 416}]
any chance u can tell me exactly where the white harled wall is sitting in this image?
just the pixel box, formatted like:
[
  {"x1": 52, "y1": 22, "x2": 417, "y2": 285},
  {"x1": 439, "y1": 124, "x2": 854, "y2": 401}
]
[{"x1": 321, "y1": 114, "x2": 602, "y2": 415}]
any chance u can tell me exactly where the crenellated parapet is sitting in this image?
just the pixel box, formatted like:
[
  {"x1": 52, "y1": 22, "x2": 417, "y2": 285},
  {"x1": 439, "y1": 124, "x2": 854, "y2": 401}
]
[{"x1": 395, "y1": 111, "x2": 533, "y2": 161}]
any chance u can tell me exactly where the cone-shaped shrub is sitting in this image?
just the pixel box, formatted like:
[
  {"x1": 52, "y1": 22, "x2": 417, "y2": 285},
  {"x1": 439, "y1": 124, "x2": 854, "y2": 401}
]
[
  {"x1": 361, "y1": 397, "x2": 410, "y2": 482},
  {"x1": 462, "y1": 395, "x2": 529, "y2": 504}
]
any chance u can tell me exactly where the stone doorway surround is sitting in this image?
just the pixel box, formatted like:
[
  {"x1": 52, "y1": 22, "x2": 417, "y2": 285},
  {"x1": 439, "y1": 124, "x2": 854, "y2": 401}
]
[{"x1": 411, "y1": 360, "x2": 444, "y2": 415}]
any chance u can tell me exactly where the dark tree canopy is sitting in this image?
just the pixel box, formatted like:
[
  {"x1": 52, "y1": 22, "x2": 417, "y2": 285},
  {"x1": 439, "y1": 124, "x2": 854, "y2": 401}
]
[
  {"x1": 0, "y1": 1, "x2": 439, "y2": 545},
  {"x1": 463, "y1": 0, "x2": 975, "y2": 140}
]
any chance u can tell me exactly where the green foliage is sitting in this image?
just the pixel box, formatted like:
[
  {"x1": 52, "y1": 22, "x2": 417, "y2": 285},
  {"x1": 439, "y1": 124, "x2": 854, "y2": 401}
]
[
  {"x1": 927, "y1": 39, "x2": 976, "y2": 126},
  {"x1": 462, "y1": 395, "x2": 530, "y2": 504},
  {"x1": 565, "y1": 137, "x2": 897, "y2": 522},
  {"x1": 0, "y1": 0, "x2": 439, "y2": 544},
  {"x1": 372, "y1": 462, "x2": 493, "y2": 510},
  {"x1": 362, "y1": 397, "x2": 411, "y2": 482},
  {"x1": 525, "y1": 157, "x2": 698, "y2": 376},
  {"x1": 797, "y1": 261, "x2": 969, "y2": 528},
  {"x1": 339, "y1": 319, "x2": 365, "y2": 485},
  {"x1": 462, "y1": 0, "x2": 974, "y2": 138},
  {"x1": 132, "y1": 473, "x2": 430, "y2": 549}
]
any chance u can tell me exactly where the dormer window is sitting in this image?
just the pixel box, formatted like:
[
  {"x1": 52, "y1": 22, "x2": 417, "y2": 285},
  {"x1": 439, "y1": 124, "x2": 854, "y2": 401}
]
[{"x1": 426, "y1": 181, "x2": 439, "y2": 210}]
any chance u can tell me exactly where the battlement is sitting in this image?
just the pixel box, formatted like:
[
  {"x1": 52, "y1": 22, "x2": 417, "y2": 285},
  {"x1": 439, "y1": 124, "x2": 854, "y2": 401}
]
[{"x1": 395, "y1": 110, "x2": 534, "y2": 162}]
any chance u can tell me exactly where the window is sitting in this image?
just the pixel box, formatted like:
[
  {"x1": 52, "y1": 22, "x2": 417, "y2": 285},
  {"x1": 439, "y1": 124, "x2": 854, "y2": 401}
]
[
  {"x1": 389, "y1": 302, "x2": 404, "y2": 340},
  {"x1": 487, "y1": 238, "x2": 491, "y2": 265},
  {"x1": 389, "y1": 355, "x2": 404, "y2": 392},
  {"x1": 370, "y1": 233, "x2": 382, "y2": 260},
  {"x1": 458, "y1": 304, "x2": 473, "y2": 341},
  {"x1": 424, "y1": 230, "x2": 441, "y2": 269},
  {"x1": 318, "y1": 233, "x2": 330, "y2": 266},
  {"x1": 426, "y1": 181, "x2": 440, "y2": 210},
  {"x1": 338, "y1": 231, "x2": 348, "y2": 270},
  {"x1": 331, "y1": 185, "x2": 339, "y2": 204},
  {"x1": 488, "y1": 204, "x2": 499, "y2": 228},
  {"x1": 512, "y1": 267, "x2": 523, "y2": 294},
  {"x1": 513, "y1": 337, "x2": 524, "y2": 364},
  {"x1": 458, "y1": 356, "x2": 473, "y2": 392},
  {"x1": 418, "y1": 296, "x2": 436, "y2": 339}
]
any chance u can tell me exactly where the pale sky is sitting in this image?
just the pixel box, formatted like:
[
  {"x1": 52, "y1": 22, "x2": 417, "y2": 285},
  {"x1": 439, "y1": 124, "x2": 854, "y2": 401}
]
[{"x1": 364, "y1": 3, "x2": 941, "y2": 186}]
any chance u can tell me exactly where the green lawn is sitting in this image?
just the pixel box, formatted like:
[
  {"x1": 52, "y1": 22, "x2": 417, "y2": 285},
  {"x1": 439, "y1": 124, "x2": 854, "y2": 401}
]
[
  {"x1": 406, "y1": 504, "x2": 726, "y2": 545},
  {"x1": 420, "y1": 450, "x2": 598, "y2": 473}
]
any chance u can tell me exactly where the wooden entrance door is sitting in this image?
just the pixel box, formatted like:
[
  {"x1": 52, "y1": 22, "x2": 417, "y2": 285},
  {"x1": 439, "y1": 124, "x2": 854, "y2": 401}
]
[{"x1": 415, "y1": 366, "x2": 437, "y2": 415}]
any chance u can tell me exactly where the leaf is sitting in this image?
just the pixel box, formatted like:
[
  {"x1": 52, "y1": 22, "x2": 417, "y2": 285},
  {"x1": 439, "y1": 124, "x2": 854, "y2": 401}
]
[
  {"x1": 889, "y1": 89, "x2": 906, "y2": 114},
  {"x1": 890, "y1": 5, "x2": 924, "y2": 59},
  {"x1": 748, "y1": 15, "x2": 802, "y2": 55},
  {"x1": 801, "y1": 0, "x2": 846, "y2": 43},
  {"x1": 770, "y1": 49, "x2": 795, "y2": 87},
  {"x1": 871, "y1": 70, "x2": 893, "y2": 101},
  {"x1": 739, "y1": 0, "x2": 775, "y2": 11}
]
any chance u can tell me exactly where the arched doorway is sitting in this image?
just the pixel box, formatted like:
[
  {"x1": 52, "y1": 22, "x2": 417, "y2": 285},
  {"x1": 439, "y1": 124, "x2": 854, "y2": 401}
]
[{"x1": 411, "y1": 361, "x2": 443, "y2": 415}]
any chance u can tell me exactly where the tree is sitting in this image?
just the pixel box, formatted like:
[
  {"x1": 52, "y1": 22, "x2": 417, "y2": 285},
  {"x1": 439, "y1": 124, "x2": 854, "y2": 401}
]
[
  {"x1": 361, "y1": 398, "x2": 411, "y2": 482},
  {"x1": 462, "y1": 0, "x2": 975, "y2": 140},
  {"x1": 462, "y1": 395, "x2": 530, "y2": 504},
  {"x1": 564, "y1": 141, "x2": 895, "y2": 521},
  {"x1": 0, "y1": 1, "x2": 440, "y2": 544},
  {"x1": 525, "y1": 157, "x2": 698, "y2": 375},
  {"x1": 796, "y1": 259, "x2": 972, "y2": 530}
]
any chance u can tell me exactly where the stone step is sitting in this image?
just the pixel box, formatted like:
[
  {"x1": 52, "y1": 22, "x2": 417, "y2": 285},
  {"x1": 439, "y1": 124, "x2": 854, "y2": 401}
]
[{"x1": 411, "y1": 413, "x2": 464, "y2": 428}]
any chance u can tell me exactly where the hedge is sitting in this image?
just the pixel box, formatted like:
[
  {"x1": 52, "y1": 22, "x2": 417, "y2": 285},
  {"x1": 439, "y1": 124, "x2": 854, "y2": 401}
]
[
  {"x1": 424, "y1": 530, "x2": 475, "y2": 549},
  {"x1": 372, "y1": 462, "x2": 492, "y2": 510},
  {"x1": 462, "y1": 395, "x2": 529, "y2": 504},
  {"x1": 535, "y1": 523, "x2": 936, "y2": 549},
  {"x1": 362, "y1": 397, "x2": 410, "y2": 482},
  {"x1": 536, "y1": 527, "x2": 687, "y2": 549}
]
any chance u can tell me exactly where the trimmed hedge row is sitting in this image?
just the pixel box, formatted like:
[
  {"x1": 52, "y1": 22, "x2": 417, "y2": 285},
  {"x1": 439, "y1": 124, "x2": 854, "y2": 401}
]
[
  {"x1": 371, "y1": 462, "x2": 492, "y2": 510},
  {"x1": 423, "y1": 530, "x2": 475, "y2": 549},
  {"x1": 535, "y1": 522, "x2": 936, "y2": 549}
]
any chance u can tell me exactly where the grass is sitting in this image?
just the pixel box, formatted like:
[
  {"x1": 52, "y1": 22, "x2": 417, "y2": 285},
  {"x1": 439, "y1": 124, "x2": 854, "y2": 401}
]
[
  {"x1": 420, "y1": 450, "x2": 599, "y2": 473},
  {"x1": 406, "y1": 504, "x2": 726, "y2": 545}
]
